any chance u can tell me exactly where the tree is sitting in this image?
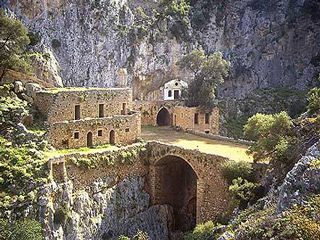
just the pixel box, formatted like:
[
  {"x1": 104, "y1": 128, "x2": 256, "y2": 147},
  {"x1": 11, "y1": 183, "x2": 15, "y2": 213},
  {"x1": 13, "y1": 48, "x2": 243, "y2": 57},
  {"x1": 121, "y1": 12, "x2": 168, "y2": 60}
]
[
  {"x1": 0, "y1": 10, "x2": 31, "y2": 81},
  {"x1": 178, "y1": 49, "x2": 230, "y2": 111},
  {"x1": 244, "y1": 111, "x2": 295, "y2": 163},
  {"x1": 307, "y1": 73, "x2": 320, "y2": 115}
]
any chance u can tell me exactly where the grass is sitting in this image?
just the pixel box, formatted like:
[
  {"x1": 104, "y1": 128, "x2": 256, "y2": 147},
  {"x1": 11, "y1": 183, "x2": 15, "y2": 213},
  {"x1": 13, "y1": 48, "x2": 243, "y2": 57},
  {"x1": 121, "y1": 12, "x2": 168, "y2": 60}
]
[
  {"x1": 44, "y1": 144, "x2": 118, "y2": 158},
  {"x1": 142, "y1": 126, "x2": 253, "y2": 162}
]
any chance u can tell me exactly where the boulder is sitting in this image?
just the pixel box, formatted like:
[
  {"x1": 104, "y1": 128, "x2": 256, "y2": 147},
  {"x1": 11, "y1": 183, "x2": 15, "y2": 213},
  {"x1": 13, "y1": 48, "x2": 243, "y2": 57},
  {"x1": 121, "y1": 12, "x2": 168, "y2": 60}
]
[
  {"x1": 21, "y1": 93, "x2": 34, "y2": 103},
  {"x1": 25, "y1": 82, "x2": 41, "y2": 98},
  {"x1": 14, "y1": 81, "x2": 24, "y2": 93}
]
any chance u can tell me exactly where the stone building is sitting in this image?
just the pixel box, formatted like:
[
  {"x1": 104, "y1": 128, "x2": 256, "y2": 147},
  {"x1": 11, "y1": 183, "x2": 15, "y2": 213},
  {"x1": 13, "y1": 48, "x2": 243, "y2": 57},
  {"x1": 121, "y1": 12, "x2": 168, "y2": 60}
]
[
  {"x1": 134, "y1": 100, "x2": 219, "y2": 135},
  {"x1": 34, "y1": 88, "x2": 141, "y2": 149},
  {"x1": 163, "y1": 79, "x2": 188, "y2": 101}
]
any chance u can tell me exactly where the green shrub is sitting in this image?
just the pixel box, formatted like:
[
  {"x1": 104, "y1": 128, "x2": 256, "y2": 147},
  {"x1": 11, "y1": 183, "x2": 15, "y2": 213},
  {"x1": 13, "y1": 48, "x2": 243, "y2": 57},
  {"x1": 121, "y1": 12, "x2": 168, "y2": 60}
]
[
  {"x1": 222, "y1": 160, "x2": 254, "y2": 184},
  {"x1": 229, "y1": 177, "x2": 259, "y2": 209},
  {"x1": 9, "y1": 219, "x2": 43, "y2": 240},
  {"x1": 185, "y1": 221, "x2": 217, "y2": 240},
  {"x1": 307, "y1": 87, "x2": 320, "y2": 115},
  {"x1": 118, "y1": 235, "x2": 130, "y2": 240}
]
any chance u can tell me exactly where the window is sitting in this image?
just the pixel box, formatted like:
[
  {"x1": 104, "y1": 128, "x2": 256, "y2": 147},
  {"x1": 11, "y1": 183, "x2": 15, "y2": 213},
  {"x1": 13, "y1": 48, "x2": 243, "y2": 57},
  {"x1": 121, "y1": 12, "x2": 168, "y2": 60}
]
[
  {"x1": 174, "y1": 90, "x2": 179, "y2": 99},
  {"x1": 121, "y1": 103, "x2": 127, "y2": 115},
  {"x1": 75, "y1": 105, "x2": 80, "y2": 120},
  {"x1": 194, "y1": 113, "x2": 199, "y2": 125},
  {"x1": 99, "y1": 104, "x2": 104, "y2": 118},
  {"x1": 98, "y1": 130, "x2": 103, "y2": 136},
  {"x1": 168, "y1": 90, "x2": 172, "y2": 97},
  {"x1": 175, "y1": 82, "x2": 178, "y2": 86},
  {"x1": 125, "y1": 128, "x2": 129, "y2": 132},
  {"x1": 205, "y1": 113, "x2": 210, "y2": 124},
  {"x1": 74, "y1": 132, "x2": 79, "y2": 139}
]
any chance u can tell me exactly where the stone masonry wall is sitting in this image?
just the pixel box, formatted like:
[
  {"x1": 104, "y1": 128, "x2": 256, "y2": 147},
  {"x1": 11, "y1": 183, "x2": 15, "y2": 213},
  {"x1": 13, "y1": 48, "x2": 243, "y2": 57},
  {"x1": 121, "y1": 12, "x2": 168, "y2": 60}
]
[
  {"x1": 173, "y1": 106, "x2": 219, "y2": 135},
  {"x1": 34, "y1": 88, "x2": 133, "y2": 124},
  {"x1": 147, "y1": 141, "x2": 229, "y2": 223},
  {"x1": 48, "y1": 112, "x2": 141, "y2": 149}
]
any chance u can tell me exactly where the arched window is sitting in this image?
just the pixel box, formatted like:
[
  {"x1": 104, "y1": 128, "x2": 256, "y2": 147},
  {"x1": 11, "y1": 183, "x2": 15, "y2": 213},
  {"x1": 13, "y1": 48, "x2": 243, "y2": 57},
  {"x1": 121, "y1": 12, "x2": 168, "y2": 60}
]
[{"x1": 168, "y1": 90, "x2": 172, "y2": 97}]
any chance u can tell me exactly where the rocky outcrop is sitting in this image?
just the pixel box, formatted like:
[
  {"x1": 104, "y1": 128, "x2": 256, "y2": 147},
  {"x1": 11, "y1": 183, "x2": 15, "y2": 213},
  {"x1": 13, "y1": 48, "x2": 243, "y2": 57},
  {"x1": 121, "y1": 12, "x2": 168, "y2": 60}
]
[
  {"x1": 42, "y1": 176, "x2": 173, "y2": 240},
  {"x1": 2, "y1": 0, "x2": 319, "y2": 98},
  {"x1": 277, "y1": 140, "x2": 320, "y2": 212}
]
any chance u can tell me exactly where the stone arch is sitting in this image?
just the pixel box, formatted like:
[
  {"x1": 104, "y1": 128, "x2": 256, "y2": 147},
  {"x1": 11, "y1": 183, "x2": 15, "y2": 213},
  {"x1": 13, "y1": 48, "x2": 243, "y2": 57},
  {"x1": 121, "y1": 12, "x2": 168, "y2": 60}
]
[
  {"x1": 156, "y1": 107, "x2": 170, "y2": 126},
  {"x1": 87, "y1": 132, "x2": 93, "y2": 148},
  {"x1": 109, "y1": 130, "x2": 115, "y2": 145},
  {"x1": 153, "y1": 155, "x2": 198, "y2": 232}
]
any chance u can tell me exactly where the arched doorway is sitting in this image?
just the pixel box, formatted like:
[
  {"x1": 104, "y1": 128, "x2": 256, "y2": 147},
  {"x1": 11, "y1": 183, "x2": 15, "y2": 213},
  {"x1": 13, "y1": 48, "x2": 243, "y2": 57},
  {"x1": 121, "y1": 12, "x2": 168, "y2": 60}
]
[
  {"x1": 109, "y1": 130, "x2": 115, "y2": 144},
  {"x1": 87, "y1": 132, "x2": 93, "y2": 148},
  {"x1": 154, "y1": 155, "x2": 197, "y2": 232},
  {"x1": 156, "y1": 108, "x2": 170, "y2": 126}
]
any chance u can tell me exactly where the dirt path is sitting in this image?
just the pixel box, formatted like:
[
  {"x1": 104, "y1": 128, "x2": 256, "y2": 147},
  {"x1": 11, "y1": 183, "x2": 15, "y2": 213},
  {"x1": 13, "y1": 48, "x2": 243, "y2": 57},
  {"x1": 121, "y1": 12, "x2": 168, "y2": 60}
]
[{"x1": 142, "y1": 126, "x2": 253, "y2": 162}]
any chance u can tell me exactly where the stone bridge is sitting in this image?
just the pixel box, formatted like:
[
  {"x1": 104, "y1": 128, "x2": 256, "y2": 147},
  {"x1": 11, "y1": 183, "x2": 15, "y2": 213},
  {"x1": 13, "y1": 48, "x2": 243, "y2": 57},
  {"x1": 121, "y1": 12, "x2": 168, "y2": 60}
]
[
  {"x1": 49, "y1": 141, "x2": 230, "y2": 234},
  {"x1": 146, "y1": 142, "x2": 229, "y2": 228}
]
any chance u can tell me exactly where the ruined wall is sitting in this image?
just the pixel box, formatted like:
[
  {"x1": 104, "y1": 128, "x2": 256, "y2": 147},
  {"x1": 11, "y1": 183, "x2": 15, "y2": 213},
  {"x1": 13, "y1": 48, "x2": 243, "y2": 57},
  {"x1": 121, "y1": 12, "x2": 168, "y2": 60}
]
[
  {"x1": 34, "y1": 91, "x2": 55, "y2": 117},
  {"x1": 133, "y1": 100, "x2": 181, "y2": 126},
  {"x1": 173, "y1": 106, "x2": 219, "y2": 135},
  {"x1": 34, "y1": 88, "x2": 133, "y2": 124},
  {"x1": 147, "y1": 142, "x2": 229, "y2": 223},
  {"x1": 48, "y1": 112, "x2": 141, "y2": 149}
]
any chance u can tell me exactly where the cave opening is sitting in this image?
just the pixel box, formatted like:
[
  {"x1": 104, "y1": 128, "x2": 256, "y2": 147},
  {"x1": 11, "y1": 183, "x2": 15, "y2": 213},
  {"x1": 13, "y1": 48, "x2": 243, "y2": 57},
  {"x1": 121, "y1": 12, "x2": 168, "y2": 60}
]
[
  {"x1": 156, "y1": 108, "x2": 170, "y2": 126},
  {"x1": 154, "y1": 156, "x2": 197, "y2": 232}
]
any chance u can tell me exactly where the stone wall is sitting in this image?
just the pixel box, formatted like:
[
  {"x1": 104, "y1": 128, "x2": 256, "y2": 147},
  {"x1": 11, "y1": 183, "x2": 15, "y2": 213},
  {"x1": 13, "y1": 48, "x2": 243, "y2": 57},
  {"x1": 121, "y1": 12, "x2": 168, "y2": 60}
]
[
  {"x1": 147, "y1": 141, "x2": 229, "y2": 223},
  {"x1": 173, "y1": 106, "x2": 219, "y2": 135},
  {"x1": 48, "y1": 112, "x2": 141, "y2": 149},
  {"x1": 34, "y1": 88, "x2": 133, "y2": 124},
  {"x1": 46, "y1": 141, "x2": 230, "y2": 238}
]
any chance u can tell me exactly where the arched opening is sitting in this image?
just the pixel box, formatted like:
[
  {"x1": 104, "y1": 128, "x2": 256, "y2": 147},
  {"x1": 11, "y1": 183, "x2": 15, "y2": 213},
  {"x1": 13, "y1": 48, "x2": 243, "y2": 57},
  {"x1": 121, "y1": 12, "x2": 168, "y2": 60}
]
[
  {"x1": 154, "y1": 155, "x2": 197, "y2": 232},
  {"x1": 109, "y1": 130, "x2": 115, "y2": 145},
  {"x1": 156, "y1": 108, "x2": 170, "y2": 126},
  {"x1": 87, "y1": 132, "x2": 93, "y2": 148}
]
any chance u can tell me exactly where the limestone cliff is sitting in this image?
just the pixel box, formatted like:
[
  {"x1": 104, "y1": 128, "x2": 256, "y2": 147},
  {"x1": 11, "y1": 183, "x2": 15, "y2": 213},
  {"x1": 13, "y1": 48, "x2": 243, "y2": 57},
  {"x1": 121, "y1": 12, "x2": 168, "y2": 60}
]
[{"x1": 1, "y1": 0, "x2": 319, "y2": 98}]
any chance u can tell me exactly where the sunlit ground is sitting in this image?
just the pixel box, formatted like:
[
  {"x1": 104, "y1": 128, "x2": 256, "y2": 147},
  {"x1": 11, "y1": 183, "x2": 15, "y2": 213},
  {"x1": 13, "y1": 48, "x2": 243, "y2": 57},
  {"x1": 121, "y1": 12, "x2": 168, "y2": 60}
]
[{"x1": 142, "y1": 126, "x2": 253, "y2": 162}]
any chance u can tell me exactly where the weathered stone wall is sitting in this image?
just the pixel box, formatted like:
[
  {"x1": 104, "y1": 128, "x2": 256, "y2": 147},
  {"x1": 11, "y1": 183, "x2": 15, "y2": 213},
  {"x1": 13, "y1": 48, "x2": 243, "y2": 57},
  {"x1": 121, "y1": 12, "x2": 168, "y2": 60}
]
[
  {"x1": 45, "y1": 141, "x2": 229, "y2": 239},
  {"x1": 173, "y1": 106, "x2": 219, "y2": 135},
  {"x1": 147, "y1": 141, "x2": 229, "y2": 223},
  {"x1": 34, "y1": 91, "x2": 55, "y2": 117},
  {"x1": 48, "y1": 112, "x2": 141, "y2": 149},
  {"x1": 133, "y1": 100, "x2": 181, "y2": 126},
  {"x1": 34, "y1": 88, "x2": 133, "y2": 124}
]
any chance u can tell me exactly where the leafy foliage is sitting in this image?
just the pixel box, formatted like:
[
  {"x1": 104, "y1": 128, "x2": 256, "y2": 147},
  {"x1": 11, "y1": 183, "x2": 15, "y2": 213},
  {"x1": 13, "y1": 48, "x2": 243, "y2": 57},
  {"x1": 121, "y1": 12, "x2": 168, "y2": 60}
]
[
  {"x1": 178, "y1": 49, "x2": 230, "y2": 111},
  {"x1": 185, "y1": 221, "x2": 218, "y2": 240},
  {"x1": 0, "y1": 10, "x2": 31, "y2": 80},
  {"x1": 307, "y1": 74, "x2": 320, "y2": 115},
  {"x1": 244, "y1": 111, "x2": 295, "y2": 162},
  {"x1": 0, "y1": 219, "x2": 43, "y2": 240},
  {"x1": 229, "y1": 177, "x2": 260, "y2": 208},
  {"x1": 222, "y1": 160, "x2": 255, "y2": 184}
]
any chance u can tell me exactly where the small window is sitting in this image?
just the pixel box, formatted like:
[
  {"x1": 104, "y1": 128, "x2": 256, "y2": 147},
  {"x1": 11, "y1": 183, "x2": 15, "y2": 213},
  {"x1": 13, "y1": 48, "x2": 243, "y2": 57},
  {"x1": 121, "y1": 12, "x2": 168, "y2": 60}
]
[
  {"x1": 75, "y1": 105, "x2": 80, "y2": 120},
  {"x1": 205, "y1": 113, "x2": 210, "y2": 124},
  {"x1": 99, "y1": 104, "x2": 104, "y2": 118},
  {"x1": 181, "y1": 113, "x2": 184, "y2": 118},
  {"x1": 98, "y1": 130, "x2": 103, "y2": 136},
  {"x1": 205, "y1": 130, "x2": 210, "y2": 134},
  {"x1": 194, "y1": 113, "x2": 199, "y2": 125},
  {"x1": 175, "y1": 82, "x2": 178, "y2": 86},
  {"x1": 125, "y1": 128, "x2": 129, "y2": 132},
  {"x1": 121, "y1": 103, "x2": 127, "y2": 115},
  {"x1": 74, "y1": 132, "x2": 79, "y2": 139},
  {"x1": 168, "y1": 90, "x2": 172, "y2": 97}
]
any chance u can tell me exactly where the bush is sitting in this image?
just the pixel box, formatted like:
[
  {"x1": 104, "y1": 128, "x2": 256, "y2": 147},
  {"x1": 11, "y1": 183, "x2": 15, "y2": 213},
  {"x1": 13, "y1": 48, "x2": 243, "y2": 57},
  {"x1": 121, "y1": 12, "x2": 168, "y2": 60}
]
[
  {"x1": 1, "y1": 219, "x2": 43, "y2": 240},
  {"x1": 307, "y1": 87, "x2": 320, "y2": 115},
  {"x1": 229, "y1": 177, "x2": 259, "y2": 209},
  {"x1": 222, "y1": 160, "x2": 254, "y2": 184},
  {"x1": 244, "y1": 111, "x2": 294, "y2": 162},
  {"x1": 185, "y1": 221, "x2": 217, "y2": 240}
]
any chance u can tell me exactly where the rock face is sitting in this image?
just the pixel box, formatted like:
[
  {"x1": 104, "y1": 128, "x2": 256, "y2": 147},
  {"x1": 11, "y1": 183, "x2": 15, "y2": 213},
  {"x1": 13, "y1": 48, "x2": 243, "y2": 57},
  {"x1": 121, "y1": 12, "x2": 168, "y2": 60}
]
[
  {"x1": 277, "y1": 140, "x2": 320, "y2": 212},
  {"x1": 2, "y1": 0, "x2": 319, "y2": 99},
  {"x1": 42, "y1": 176, "x2": 173, "y2": 240}
]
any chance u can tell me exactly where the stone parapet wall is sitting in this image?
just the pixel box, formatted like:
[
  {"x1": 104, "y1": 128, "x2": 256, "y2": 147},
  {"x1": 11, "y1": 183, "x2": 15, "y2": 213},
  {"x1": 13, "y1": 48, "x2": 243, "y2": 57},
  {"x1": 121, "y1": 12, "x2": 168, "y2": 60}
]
[
  {"x1": 34, "y1": 88, "x2": 133, "y2": 124},
  {"x1": 172, "y1": 106, "x2": 219, "y2": 135},
  {"x1": 48, "y1": 112, "x2": 141, "y2": 149}
]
